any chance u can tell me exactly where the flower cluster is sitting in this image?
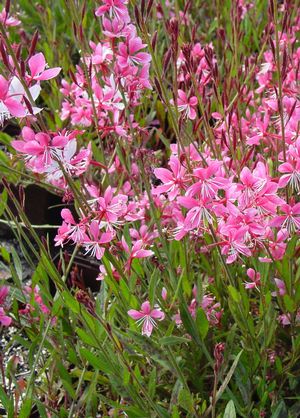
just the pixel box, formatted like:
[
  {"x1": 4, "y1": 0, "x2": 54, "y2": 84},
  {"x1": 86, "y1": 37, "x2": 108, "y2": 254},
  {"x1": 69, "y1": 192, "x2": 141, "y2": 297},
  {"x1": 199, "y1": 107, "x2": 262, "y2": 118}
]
[
  {"x1": 0, "y1": 52, "x2": 60, "y2": 125},
  {"x1": 5, "y1": 1, "x2": 300, "y2": 337},
  {"x1": 12, "y1": 127, "x2": 91, "y2": 188},
  {"x1": 60, "y1": 0, "x2": 151, "y2": 142}
]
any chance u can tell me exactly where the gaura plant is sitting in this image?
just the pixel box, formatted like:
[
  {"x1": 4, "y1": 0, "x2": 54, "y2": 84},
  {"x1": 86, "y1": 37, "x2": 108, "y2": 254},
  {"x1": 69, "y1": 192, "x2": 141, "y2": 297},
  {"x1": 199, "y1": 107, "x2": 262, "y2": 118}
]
[{"x1": 0, "y1": 0, "x2": 300, "y2": 417}]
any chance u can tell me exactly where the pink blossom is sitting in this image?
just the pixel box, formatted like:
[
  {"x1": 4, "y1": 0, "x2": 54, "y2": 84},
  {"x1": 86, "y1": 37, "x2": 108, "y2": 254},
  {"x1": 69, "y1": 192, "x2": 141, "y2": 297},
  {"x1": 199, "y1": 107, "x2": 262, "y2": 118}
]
[
  {"x1": 161, "y1": 287, "x2": 167, "y2": 301},
  {"x1": 0, "y1": 75, "x2": 27, "y2": 121},
  {"x1": 117, "y1": 36, "x2": 151, "y2": 68},
  {"x1": 177, "y1": 195, "x2": 213, "y2": 230},
  {"x1": 102, "y1": 17, "x2": 135, "y2": 38},
  {"x1": 273, "y1": 278, "x2": 286, "y2": 296},
  {"x1": 244, "y1": 268, "x2": 261, "y2": 290},
  {"x1": 54, "y1": 208, "x2": 87, "y2": 246},
  {"x1": 12, "y1": 127, "x2": 69, "y2": 172},
  {"x1": 0, "y1": 8, "x2": 20, "y2": 26},
  {"x1": 92, "y1": 186, "x2": 128, "y2": 225},
  {"x1": 270, "y1": 202, "x2": 300, "y2": 233},
  {"x1": 187, "y1": 161, "x2": 228, "y2": 199},
  {"x1": 153, "y1": 157, "x2": 188, "y2": 200},
  {"x1": 0, "y1": 286, "x2": 9, "y2": 305},
  {"x1": 128, "y1": 301, "x2": 165, "y2": 337},
  {"x1": 27, "y1": 53, "x2": 61, "y2": 82},
  {"x1": 220, "y1": 226, "x2": 252, "y2": 264},
  {"x1": 121, "y1": 237, "x2": 154, "y2": 272},
  {"x1": 95, "y1": 0, "x2": 130, "y2": 23},
  {"x1": 129, "y1": 225, "x2": 158, "y2": 245},
  {"x1": 171, "y1": 90, "x2": 198, "y2": 120},
  {"x1": 0, "y1": 307, "x2": 11, "y2": 326},
  {"x1": 83, "y1": 220, "x2": 114, "y2": 260}
]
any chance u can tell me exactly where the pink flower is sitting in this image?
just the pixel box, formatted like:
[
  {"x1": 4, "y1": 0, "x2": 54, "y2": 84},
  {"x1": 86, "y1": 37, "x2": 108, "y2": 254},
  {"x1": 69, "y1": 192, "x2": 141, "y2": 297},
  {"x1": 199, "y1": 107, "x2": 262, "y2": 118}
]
[
  {"x1": 172, "y1": 90, "x2": 198, "y2": 120},
  {"x1": 270, "y1": 202, "x2": 300, "y2": 233},
  {"x1": 0, "y1": 76, "x2": 41, "y2": 124},
  {"x1": 121, "y1": 237, "x2": 154, "y2": 272},
  {"x1": 244, "y1": 268, "x2": 261, "y2": 290},
  {"x1": 44, "y1": 140, "x2": 91, "y2": 181},
  {"x1": 12, "y1": 127, "x2": 68, "y2": 171},
  {"x1": 0, "y1": 8, "x2": 20, "y2": 26},
  {"x1": 54, "y1": 208, "x2": 87, "y2": 246},
  {"x1": 0, "y1": 307, "x2": 11, "y2": 326},
  {"x1": 0, "y1": 286, "x2": 9, "y2": 305},
  {"x1": 153, "y1": 157, "x2": 188, "y2": 200},
  {"x1": 187, "y1": 161, "x2": 228, "y2": 199},
  {"x1": 128, "y1": 301, "x2": 165, "y2": 337},
  {"x1": 129, "y1": 225, "x2": 158, "y2": 245},
  {"x1": 117, "y1": 36, "x2": 151, "y2": 68},
  {"x1": 0, "y1": 75, "x2": 27, "y2": 121},
  {"x1": 83, "y1": 220, "x2": 114, "y2": 260},
  {"x1": 27, "y1": 53, "x2": 61, "y2": 82},
  {"x1": 95, "y1": 0, "x2": 130, "y2": 23},
  {"x1": 278, "y1": 161, "x2": 300, "y2": 192},
  {"x1": 92, "y1": 186, "x2": 128, "y2": 225},
  {"x1": 102, "y1": 17, "x2": 135, "y2": 38},
  {"x1": 97, "y1": 262, "x2": 120, "y2": 281},
  {"x1": 161, "y1": 287, "x2": 167, "y2": 301},
  {"x1": 220, "y1": 226, "x2": 252, "y2": 264},
  {"x1": 177, "y1": 196, "x2": 213, "y2": 230},
  {"x1": 272, "y1": 278, "x2": 286, "y2": 296}
]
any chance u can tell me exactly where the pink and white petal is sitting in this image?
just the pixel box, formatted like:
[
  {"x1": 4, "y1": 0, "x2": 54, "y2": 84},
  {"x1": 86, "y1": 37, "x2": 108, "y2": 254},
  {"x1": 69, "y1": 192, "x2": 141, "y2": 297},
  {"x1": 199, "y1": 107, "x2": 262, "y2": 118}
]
[
  {"x1": 35, "y1": 132, "x2": 50, "y2": 146},
  {"x1": 0, "y1": 75, "x2": 9, "y2": 99},
  {"x1": 140, "y1": 301, "x2": 151, "y2": 314},
  {"x1": 150, "y1": 309, "x2": 165, "y2": 320},
  {"x1": 278, "y1": 162, "x2": 293, "y2": 173},
  {"x1": 188, "y1": 107, "x2": 197, "y2": 120},
  {"x1": 189, "y1": 96, "x2": 198, "y2": 106},
  {"x1": 134, "y1": 249, "x2": 154, "y2": 258},
  {"x1": 142, "y1": 317, "x2": 153, "y2": 337},
  {"x1": 99, "y1": 231, "x2": 114, "y2": 244},
  {"x1": 11, "y1": 140, "x2": 26, "y2": 152},
  {"x1": 154, "y1": 168, "x2": 173, "y2": 182},
  {"x1": 89, "y1": 220, "x2": 100, "y2": 241},
  {"x1": 4, "y1": 98, "x2": 26, "y2": 117},
  {"x1": 128, "y1": 309, "x2": 144, "y2": 320},
  {"x1": 28, "y1": 53, "x2": 46, "y2": 77},
  {"x1": 61, "y1": 208, "x2": 76, "y2": 224},
  {"x1": 22, "y1": 126, "x2": 35, "y2": 142},
  {"x1": 23, "y1": 141, "x2": 44, "y2": 154},
  {"x1": 52, "y1": 135, "x2": 68, "y2": 147},
  {"x1": 37, "y1": 67, "x2": 61, "y2": 81},
  {"x1": 278, "y1": 175, "x2": 290, "y2": 188},
  {"x1": 121, "y1": 236, "x2": 130, "y2": 254}
]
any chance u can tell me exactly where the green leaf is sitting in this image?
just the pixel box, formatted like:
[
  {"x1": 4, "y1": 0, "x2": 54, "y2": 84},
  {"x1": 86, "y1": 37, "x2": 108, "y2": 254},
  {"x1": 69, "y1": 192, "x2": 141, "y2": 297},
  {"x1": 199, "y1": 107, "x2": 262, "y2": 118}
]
[
  {"x1": 160, "y1": 336, "x2": 191, "y2": 346},
  {"x1": 179, "y1": 298, "x2": 200, "y2": 344},
  {"x1": 285, "y1": 236, "x2": 298, "y2": 258},
  {"x1": 76, "y1": 328, "x2": 98, "y2": 348},
  {"x1": 19, "y1": 399, "x2": 32, "y2": 418},
  {"x1": 61, "y1": 291, "x2": 80, "y2": 314},
  {"x1": 0, "y1": 189, "x2": 7, "y2": 216},
  {"x1": 283, "y1": 295, "x2": 296, "y2": 313},
  {"x1": 178, "y1": 388, "x2": 194, "y2": 413},
  {"x1": 149, "y1": 268, "x2": 159, "y2": 307},
  {"x1": 11, "y1": 247, "x2": 23, "y2": 283},
  {"x1": 196, "y1": 308, "x2": 209, "y2": 340},
  {"x1": 223, "y1": 400, "x2": 236, "y2": 418},
  {"x1": 228, "y1": 285, "x2": 241, "y2": 303},
  {"x1": 0, "y1": 386, "x2": 13, "y2": 415},
  {"x1": 216, "y1": 351, "x2": 243, "y2": 402},
  {"x1": 79, "y1": 348, "x2": 114, "y2": 374},
  {"x1": 148, "y1": 367, "x2": 156, "y2": 399},
  {"x1": 271, "y1": 400, "x2": 288, "y2": 418},
  {"x1": 171, "y1": 406, "x2": 180, "y2": 418}
]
